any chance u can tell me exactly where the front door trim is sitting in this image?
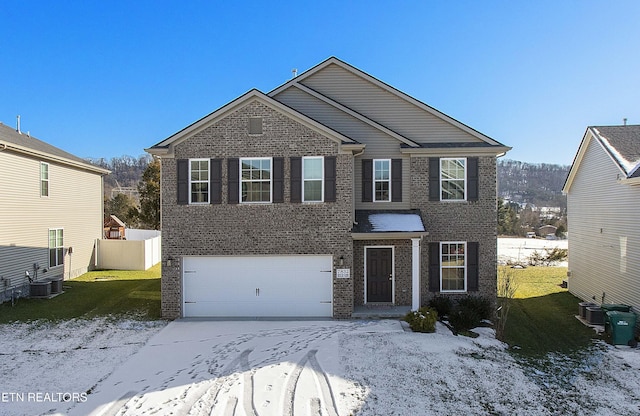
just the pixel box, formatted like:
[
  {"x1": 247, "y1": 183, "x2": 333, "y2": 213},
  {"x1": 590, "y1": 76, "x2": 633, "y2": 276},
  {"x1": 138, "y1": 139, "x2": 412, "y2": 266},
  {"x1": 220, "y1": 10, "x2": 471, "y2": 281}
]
[{"x1": 364, "y1": 246, "x2": 395, "y2": 304}]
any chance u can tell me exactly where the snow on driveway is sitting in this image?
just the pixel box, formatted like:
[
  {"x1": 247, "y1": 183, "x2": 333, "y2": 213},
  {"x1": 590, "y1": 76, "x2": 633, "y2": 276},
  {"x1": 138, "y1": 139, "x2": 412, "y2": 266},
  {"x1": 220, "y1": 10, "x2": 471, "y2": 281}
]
[{"x1": 2, "y1": 318, "x2": 640, "y2": 415}]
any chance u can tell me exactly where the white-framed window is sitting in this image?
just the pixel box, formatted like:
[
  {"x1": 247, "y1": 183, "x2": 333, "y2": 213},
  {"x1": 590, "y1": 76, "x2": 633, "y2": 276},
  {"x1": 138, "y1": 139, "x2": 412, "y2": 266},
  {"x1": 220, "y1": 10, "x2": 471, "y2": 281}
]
[
  {"x1": 40, "y1": 162, "x2": 49, "y2": 197},
  {"x1": 374, "y1": 159, "x2": 391, "y2": 202},
  {"x1": 440, "y1": 158, "x2": 466, "y2": 201},
  {"x1": 241, "y1": 157, "x2": 272, "y2": 203},
  {"x1": 49, "y1": 228, "x2": 64, "y2": 267},
  {"x1": 303, "y1": 156, "x2": 324, "y2": 202},
  {"x1": 440, "y1": 241, "x2": 466, "y2": 292},
  {"x1": 189, "y1": 159, "x2": 209, "y2": 204}
]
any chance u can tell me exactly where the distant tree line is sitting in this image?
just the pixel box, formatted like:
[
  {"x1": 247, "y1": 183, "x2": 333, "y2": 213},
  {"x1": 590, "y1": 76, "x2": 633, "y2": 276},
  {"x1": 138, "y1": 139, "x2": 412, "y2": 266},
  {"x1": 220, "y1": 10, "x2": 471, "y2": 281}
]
[{"x1": 87, "y1": 155, "x2": 159, "y2": 230}]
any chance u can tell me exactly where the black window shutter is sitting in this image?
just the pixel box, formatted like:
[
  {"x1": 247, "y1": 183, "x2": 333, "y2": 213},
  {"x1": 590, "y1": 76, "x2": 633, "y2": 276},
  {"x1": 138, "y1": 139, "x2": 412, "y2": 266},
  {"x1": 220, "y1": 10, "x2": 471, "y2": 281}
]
[
  {"x1": 362, "y1": 159, "x2": 373, "y2": 202},
  {"x1": 324, "y1": 156, "x2": 337, "y2": 202},
  {"x1": 210, "y1": 159, "x2": 222, "y2": 204},
  {"x1": 177, "y1": 159, "x2": 189, "y2": 205},
  {"x1": 228, "y1": 158, "x2": 239, "y2": 204},
  {"x1": 391, "y1": 158, "x2": 402, "y2": 202},
  {"x1": 290, "y1": 157, "x2": 302, "y2": 203},
  {"x1": 429, "y1": 157, "x2": 440, "y2": 201},
  {"x1": 467, "y1": 157, "x2": 479, "y2": 201},
  {"x1": 467, "y1": 242, "x2": 479, "y2": 292},
  {"x1": 273, "y1": 157, "x2": 284, "y2": 203},
  {"x1": 428, "y1": 242, "x2": 441, "y2": 292}
]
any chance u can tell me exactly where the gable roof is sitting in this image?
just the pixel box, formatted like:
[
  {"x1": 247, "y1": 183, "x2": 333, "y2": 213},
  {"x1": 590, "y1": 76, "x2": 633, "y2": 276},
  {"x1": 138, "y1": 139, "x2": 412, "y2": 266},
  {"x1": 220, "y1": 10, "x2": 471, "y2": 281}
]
[
  {"x1": 563, "y1": 125, "x2": 640, "y2": 192},
  {"x1": 146, "y1": 89, "x2": 358, "y2": 156},
  {"x1": 0, "y1": 122, "x2": 110, "y2": 175},
  {"x1": 269, "y1": 57, "x2": 510, "y2": 154}
]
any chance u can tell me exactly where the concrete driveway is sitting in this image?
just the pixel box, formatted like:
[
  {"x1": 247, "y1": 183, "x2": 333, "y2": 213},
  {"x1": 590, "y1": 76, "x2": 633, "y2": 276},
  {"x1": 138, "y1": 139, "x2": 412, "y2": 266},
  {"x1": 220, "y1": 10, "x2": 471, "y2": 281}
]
[{"x1": 69, "y1": 319, "x2": 402, "y2": 416}]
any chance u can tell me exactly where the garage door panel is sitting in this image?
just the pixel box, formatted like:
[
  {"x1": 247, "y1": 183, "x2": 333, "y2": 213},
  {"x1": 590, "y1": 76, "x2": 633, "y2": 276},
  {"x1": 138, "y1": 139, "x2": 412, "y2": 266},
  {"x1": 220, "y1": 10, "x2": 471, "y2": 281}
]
[{"x1": 183, "y1": 255, "x2": 333, "y2": 317}]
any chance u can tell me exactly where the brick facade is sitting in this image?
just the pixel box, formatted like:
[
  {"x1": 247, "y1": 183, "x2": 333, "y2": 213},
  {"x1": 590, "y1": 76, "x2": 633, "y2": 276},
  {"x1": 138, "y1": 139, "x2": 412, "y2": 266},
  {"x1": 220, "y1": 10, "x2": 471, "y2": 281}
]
[
  {"x1": 152, "y1": 61, "x2": 506, "y2": 320},
  {"x1": 411, "y1": 156, "x2": 498, "y2": 305},
  {"x1": 160, "y1": 101, "x2": 354, "y2": 318}
]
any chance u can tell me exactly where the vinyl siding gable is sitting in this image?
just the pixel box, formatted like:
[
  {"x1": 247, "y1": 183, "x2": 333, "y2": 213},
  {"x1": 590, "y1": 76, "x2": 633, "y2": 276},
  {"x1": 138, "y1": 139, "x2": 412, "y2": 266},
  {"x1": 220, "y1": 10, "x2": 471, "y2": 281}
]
[
  {"x1": 567, "y1": 136, "x2": 640, "y2": 312},
  {"x1": 297, "y1": 63, "x2": 488, "y2": 144},
  {"x1": 0, "y1": 150, "x2": 104, "y2": 289}
]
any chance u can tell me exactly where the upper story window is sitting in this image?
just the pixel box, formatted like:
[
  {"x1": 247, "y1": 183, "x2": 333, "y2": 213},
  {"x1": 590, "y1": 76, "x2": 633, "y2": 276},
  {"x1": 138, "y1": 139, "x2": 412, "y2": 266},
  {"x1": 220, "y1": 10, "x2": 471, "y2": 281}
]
[
  {"x1": 440, "y1": 241, "x2": 466, "y2": 292},
  {"x1": 303, "y1": 157, "x2": 324, "y2": 202},
  {"x1": 190, "y1": 159, "x2": 209, "y2": 204},
  {"x1": 49, "y1": 228, "x2": 64, "y2": 267},
  {"x1": 374, "y1": 159, "x2": 391, "y2": 202},
  {"x1": 440, "y1": 158, "x2": 466, "y2": 201},
  {"x1": 40, "y1": 162, "x2": 49, "y2": 197},
  {"x1": 241, "y1": 157, "x2": 272, "y2": 203}
]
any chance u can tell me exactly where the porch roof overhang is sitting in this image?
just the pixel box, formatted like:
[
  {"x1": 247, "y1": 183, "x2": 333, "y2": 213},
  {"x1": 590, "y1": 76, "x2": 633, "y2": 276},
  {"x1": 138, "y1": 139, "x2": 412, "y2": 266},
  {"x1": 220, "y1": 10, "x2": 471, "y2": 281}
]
[{"x1": 351, "y1": 210, "x2": 429, "y2": 240}]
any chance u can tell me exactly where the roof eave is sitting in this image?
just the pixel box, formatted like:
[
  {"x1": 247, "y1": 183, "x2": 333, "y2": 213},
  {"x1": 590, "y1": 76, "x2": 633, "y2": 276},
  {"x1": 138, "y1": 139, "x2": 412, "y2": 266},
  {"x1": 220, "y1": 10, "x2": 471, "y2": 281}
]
[
  {"x1": 148, "y1": 89, "x2": 356, "y2": 155},
  {"x1": 619, "y1": 176, "x2": 640, "y2": 186},
  {"x1": 400, "y1": 146, "x2": 512, "y2": 157},
  {"x1": 351, "y1": 231, "x2": 429, "y2": 240},
  {"x1": 0, "y1": 140, "x2": 111, "y2": 175}
]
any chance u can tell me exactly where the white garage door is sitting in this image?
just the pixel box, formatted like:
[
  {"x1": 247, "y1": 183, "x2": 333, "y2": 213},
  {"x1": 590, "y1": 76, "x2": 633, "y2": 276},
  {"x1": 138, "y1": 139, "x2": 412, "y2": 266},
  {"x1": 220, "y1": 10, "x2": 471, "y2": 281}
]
[{"x1": 183, "y1": 255, "x2": 333, "y2": 318}]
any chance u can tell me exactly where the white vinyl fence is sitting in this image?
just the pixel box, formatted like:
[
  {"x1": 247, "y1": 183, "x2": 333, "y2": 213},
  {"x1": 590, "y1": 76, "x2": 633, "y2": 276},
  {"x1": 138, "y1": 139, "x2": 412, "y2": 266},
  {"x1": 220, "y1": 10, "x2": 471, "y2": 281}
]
[{"x1": 96, "y1": 229, "x2": 161, "y2": 271}]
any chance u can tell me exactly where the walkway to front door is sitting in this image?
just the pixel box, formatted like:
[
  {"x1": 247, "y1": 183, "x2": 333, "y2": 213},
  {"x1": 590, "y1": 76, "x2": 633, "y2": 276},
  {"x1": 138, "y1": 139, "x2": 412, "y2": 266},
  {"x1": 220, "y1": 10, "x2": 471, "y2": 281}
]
[{"x1": 366, "y1": 247, "x2": 393, "y2": 303}]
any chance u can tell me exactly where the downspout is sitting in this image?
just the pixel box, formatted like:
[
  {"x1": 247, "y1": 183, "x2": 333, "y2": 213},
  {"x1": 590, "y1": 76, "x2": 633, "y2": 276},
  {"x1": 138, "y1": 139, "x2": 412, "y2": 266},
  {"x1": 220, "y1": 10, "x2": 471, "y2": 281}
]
[{"x1": 351, "y1": 148, "x2": 366, "y2": 227}]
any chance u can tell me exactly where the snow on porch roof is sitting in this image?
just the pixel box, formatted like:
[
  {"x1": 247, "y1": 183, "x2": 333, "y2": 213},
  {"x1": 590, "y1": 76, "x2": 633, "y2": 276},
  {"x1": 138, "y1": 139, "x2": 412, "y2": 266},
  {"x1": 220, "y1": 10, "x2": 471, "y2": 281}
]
[{"x1": 352, "y1": 210, "x2": 428, "y2": 240}]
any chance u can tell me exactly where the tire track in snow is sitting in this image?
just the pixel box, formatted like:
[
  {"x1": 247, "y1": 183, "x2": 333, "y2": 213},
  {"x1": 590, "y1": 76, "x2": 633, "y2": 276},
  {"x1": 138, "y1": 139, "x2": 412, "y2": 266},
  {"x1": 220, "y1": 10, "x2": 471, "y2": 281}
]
[{"x1": 283, "y1": 349, "x2": 339, "y2": 416}]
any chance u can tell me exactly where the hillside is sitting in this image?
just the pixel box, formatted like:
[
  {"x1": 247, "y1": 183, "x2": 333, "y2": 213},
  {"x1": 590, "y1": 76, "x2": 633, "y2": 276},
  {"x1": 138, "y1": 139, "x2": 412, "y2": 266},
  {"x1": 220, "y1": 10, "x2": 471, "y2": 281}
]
[
  {"x1": 498, "y1": 159, "x2": 570, "y2": 208},
  {"x1": 87, "y1": 154, "x2": 152, "y2": 200}
]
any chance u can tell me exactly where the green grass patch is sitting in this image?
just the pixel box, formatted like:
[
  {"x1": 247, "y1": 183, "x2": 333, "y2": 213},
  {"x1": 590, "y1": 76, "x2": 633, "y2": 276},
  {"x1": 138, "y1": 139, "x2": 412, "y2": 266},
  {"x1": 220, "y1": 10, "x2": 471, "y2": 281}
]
[
  {"x1": 501, "y1": 266, "x2": 598, "y2": 356},
  {"x1": 0, "y1": 264, "x2": 162, "y2": 323}
]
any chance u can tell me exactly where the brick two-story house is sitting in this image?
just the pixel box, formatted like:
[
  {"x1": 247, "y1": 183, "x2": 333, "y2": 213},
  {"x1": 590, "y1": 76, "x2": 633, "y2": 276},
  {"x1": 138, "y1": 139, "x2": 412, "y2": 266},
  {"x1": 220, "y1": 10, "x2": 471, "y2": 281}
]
[{"x1": 146, "y1": 57, "x2": 510, "y2": 319}]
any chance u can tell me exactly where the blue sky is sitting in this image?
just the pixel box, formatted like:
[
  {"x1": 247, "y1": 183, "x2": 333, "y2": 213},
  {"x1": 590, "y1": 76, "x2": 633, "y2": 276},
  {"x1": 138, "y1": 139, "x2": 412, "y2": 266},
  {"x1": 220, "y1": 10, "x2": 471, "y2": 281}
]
[{"x1": 1, "y1": 1, "x2": 638, "y2": 165}]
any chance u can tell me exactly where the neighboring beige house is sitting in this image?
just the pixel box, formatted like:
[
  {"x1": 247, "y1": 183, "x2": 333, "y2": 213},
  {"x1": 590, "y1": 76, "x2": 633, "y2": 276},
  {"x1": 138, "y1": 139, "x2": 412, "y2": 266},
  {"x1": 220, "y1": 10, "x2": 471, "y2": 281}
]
[
  {"x1": 563, "y1": 125, "x2": 640, "y2": 313},
  {"x1": 0, "y1": 122, "x2": 110, "y2": 301},
  {"x1": 147, "y1": 57, "x2": 510, "y2": 319}
]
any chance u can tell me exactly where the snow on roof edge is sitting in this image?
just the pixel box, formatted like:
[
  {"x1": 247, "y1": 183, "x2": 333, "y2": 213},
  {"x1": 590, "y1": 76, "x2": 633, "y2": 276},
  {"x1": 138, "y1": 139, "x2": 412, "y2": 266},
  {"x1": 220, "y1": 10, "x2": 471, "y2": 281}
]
[{"x1": 368, "y1": 213, "x2": 425, "y2": 232}]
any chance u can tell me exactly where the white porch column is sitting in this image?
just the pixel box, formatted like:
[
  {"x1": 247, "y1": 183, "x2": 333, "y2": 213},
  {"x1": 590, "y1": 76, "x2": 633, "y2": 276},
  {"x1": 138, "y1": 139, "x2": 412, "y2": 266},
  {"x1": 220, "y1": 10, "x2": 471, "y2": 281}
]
[{"x1": 411, "y1": 238, "x2": 421, "y2": 310}]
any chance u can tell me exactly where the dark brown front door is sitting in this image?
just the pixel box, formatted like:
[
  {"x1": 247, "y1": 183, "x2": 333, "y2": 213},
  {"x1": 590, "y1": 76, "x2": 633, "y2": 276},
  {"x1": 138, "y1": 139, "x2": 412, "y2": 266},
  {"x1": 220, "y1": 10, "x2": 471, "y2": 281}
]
[{"x1": 366, "y1": 248, "x2": 393, "y2": 302}]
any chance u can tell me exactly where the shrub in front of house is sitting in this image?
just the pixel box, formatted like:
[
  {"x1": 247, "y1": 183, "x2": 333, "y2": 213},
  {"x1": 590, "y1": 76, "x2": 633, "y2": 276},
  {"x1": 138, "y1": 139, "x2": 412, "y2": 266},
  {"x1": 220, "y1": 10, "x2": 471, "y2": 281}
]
[
  {"x1": 448, "y1": 306, "x2": 482, "y2": 332},
  {"x1": 456, "y1": 296, "x2": 493, "y2": 321},
  {"x1": 428, "y1": 296, "x2": 453, "y2": 318},
  {"x1": 404, "y1": 307, "x2": 438, "y2": 333},
  {"x1": 448, "y1": 296, "x2": 493, "y2": 333}
]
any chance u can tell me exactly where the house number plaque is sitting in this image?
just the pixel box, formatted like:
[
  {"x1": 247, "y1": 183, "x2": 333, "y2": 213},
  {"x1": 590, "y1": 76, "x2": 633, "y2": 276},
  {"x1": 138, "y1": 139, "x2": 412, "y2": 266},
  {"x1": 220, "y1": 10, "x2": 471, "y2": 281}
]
[{"x1": 336, "y1": 268, "x2": 351, "y2": 279}]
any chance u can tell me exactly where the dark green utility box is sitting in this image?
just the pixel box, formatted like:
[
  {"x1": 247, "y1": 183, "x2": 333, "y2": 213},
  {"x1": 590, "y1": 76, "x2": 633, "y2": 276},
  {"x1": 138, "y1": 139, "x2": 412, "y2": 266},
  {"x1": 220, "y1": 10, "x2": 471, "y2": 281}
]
[
  {"x1": 606, "y1": 311, "x2": 637, "y2": 345},
  {"x1": 601, "y1": 304, "x2": 632, "y2": 332}
]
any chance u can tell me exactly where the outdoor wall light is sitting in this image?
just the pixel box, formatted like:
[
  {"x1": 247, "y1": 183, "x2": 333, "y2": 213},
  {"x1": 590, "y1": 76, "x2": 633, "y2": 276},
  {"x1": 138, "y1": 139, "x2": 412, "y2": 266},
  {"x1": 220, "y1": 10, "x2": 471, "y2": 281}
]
[
  {"x1": 166, "y1": 257, "x2": 173, "y2": 267},
  {"x1": 339, "y1": 255, "x2": 344, "y2": 266}
]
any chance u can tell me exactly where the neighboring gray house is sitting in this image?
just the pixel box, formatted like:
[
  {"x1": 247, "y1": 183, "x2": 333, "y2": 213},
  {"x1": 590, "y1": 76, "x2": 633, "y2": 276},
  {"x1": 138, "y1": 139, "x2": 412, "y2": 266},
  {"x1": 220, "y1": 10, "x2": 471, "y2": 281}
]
[
  {"x1": 0, "y1": 122, "x2": 110, "y2": 301},
  {"x1": 147, "y1": 57, "x2": 510, "y2": 319},
  {"x1": 563, "y1": 125, "x2": 640, "y2": 313}
]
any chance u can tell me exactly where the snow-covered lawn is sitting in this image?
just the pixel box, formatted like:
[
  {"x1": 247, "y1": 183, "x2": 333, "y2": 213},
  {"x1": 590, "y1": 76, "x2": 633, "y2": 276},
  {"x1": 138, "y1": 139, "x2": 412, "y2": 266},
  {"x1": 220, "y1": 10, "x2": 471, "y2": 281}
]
[
  {"x1": 498, "y1": 237, "x2": 568, "y2": 266},
  {"x1": 2, "y1": 318, "x2": 640, "y2": 416}
]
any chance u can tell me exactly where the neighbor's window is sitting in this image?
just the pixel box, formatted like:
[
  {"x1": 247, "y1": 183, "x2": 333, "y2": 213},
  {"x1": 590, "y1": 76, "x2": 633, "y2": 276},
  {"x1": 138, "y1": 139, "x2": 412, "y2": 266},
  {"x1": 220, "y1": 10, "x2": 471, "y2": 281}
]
[
  {"x1": 440, "y1": 158, "x2": 466, "y2": 201},
  {"x1": 241, "y1": 157, "x2": 272, "y2": 202},
  {"x1": 190, "y1": 159, "x2": 209, "y2": 203},
  {"x1": 303, "y1": 157, "x2": 324, "y2": 202},
  {"x1": 49, "y1": 228, "x2": 64, "y2": 267},
  {"x1": 40, "y1": 162, "x2": 49, "y2": 197},
  {"x1": 374, "y1": 159, "x2": 390, "y2": 202},
  {"x1": 441, "y1": 242, "x2": 466, "y2": 292}
]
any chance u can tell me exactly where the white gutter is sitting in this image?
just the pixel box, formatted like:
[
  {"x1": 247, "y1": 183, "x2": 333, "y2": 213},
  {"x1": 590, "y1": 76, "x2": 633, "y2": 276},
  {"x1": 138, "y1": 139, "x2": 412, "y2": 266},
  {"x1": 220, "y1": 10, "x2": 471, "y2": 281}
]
[{"x1": 0, "y1": 140, "x2": 110, "y2": 175}]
